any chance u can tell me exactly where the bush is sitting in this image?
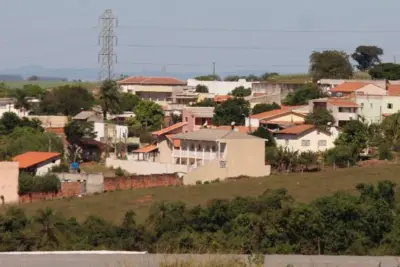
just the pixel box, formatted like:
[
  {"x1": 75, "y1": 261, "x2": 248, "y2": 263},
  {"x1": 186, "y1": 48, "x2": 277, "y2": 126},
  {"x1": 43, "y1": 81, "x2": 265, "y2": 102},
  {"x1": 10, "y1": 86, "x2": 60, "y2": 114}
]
[
  {"x1": 51, "y1": 163, "x2": 70, "y2": 173},
  {"x1": 18, "y1": 173, "x2": 61, "y2": 195},
  {"x1": 325, "y1": 145, "x2": 357, "y2": 167},
  {"x1": 379, "y1": 142, "x2": 393, "y2": 160},
  {"x1": 115, "y1": 167, "x2": 125, "y2": 177}
]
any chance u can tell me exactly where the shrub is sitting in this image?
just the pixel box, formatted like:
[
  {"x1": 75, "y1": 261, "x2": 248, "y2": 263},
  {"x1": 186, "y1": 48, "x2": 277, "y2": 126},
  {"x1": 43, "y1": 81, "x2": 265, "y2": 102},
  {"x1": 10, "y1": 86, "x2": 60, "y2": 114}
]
[
  {"x1": 18, "y1": 173, "x2": 61, "y2": 195},
  {"x1": 195, "y1": 180, "x2": 202, "y2": 185},
  {"x1": 51, "y1": 163, "x2": 70, "y2": 173},
  {"x1": 379, "y1": 142, "x2": 393, "y2": 160},
  {"x1": 115, "y1": 167, "x2": 125, "y2": 177}
]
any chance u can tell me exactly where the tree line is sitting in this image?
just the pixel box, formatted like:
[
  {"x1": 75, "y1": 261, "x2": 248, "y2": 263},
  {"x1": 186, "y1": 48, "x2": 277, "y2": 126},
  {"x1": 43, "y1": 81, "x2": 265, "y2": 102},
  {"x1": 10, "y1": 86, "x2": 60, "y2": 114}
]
[{"x1": 2, "y1": 180, "x2": 400, "y2": 255}]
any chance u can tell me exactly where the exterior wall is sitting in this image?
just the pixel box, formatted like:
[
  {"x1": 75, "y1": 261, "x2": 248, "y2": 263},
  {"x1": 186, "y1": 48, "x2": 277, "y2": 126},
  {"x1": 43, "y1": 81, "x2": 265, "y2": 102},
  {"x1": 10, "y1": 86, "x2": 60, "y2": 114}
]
[
  {"x1": 94, "y1": 122, "x2": 128, "y2": 142},
  {"x1": 158, "y1": 137, "x2": 173, "y2": 164},
  {"x1": 173, "y1": 140, "x2": 222, "y2": 166},
  {"x1": 245, "y1": 117, "x2": 261, "y2": 128},
  {"x1": 251, "y1": 82, "x2": 302, "y2": 103},
  {"x1": 35, "y1": 158, "x2": 61, "y2": 176},
  {"x1": 356, "y1": 84, "x2": 387, "y2": 96},
  {"x1": 26, "y1": 115, "x2": 68, "y2": 128},
  {"x1": 0, "y1": 104, "x2": 25, "y2": 118},
  {"x1": 19, "y1": 181, "x2": 83, "y2": 203},
  {"x1": 247, "y1": 94, "x2": 282, "y2": 107},
  {"x1": 183, "y1": 139, "x2": 270, "y2": 185},
  {"x1": 0, "y1": 162, "x2": 19, "y2": 204},
  {"x1": 103, "y1": 174, "x2": 182, "y2": 191},
  {"x1": 187, "y1": 79, "x2": 256, "y2": 95},
  {"x1": 275, "y1": 128, "x2": 338, "y2": 153},
  {"x1": 119, "y1": 84, "x2": 178, "y2": 105},
  {"x1": 182, "y1": 108, "x2": 213, "y2": 132},
  {"x1": 356, "y1": 95, "x2": 400, "y2": 123},
  {"x1": 105, "y1": 158, "x2": 189, "y2": 175},
  {"x1": 267, "y1": 114, "x2": 305, "y2": 124},
  {"x1": 56, "y1": 173, "x2": 104, "y2": 194}
]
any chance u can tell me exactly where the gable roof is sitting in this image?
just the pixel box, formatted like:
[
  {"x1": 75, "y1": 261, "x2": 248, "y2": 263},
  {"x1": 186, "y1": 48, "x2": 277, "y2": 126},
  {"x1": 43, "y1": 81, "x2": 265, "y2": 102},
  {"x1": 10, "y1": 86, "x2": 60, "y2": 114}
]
[
  {"x1": 152, "y1": 122, "x2": 187, "y2": 136},
  {"x1": 328, "y1": 99, "x2": 359, "y2": 107},
  {"x1": 133, "y1": 144, "x2": 158, "y2": 153},
  {"x1": 250, "y1": 108, "x2": 306, "y2": 121},
  {"x1": 388, "y1": 85, "x2": 400, "y2": 96},
  {"x1": 275, "y1": 124, "x2": 316, "y2": 135},
  {"x1": 330, "y1": 82, "x2": 370, "y2": 93},
  {"x1": 118, "y1": 76, "x2": 186, "y2": 86},
  {"x1": 13, "y1": 152, "x2": 61, "y2": 169},
  {"x1": 173, "y1": 129, "x2": 261, "y2": 141},
  {"x1": 184, "y1": 107, "x2": 215, "y2": 118}
]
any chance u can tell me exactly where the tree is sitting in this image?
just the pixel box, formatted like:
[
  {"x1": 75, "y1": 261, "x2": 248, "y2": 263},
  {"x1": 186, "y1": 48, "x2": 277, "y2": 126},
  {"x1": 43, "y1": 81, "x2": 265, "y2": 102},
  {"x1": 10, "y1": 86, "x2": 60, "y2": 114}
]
[
  {"x1": 252, "y1": 103, "x2": 280, "y2": 115},
  {"x1": 283, "y1": 83, "x2": 326, "y2": 106},
  {"x1": 13, "y1": 89, "x2": 30, "y2": 115},
  {"x1": 64, "y1": 120, "x2": 97, "y2": 162},
  {"x1": 195, "y1": 85, "x2": 209, "y2": 93},
  {"x1": 119, "y1": 93, "x2": 141, "y2": 112},
  {"x1": 27, "y1": 75, "x2": 39, "y2": 81},
  {"x1": 99, "y1": 79, "x2": 121, "y2": 120},
  {"x1": 352, "y1": 45, "x2": 383, "y2": 71},
  {"x1": 213, "y1": 98, "x2": 250, "y2": 126},
  {"x1": 191, "y1": 98, "x2": 216, "y2": 107},
  {"x1": 224, "y1": 75, "x2": 242, "y2": 81},
  {"x1": 231, "y1": 86, "x2": 252, "y2": 97},
  {"x1": 309, "y1": 50, "x2": 354, "y2": 81},
  {"x1": 0, "y1": 112, "x2": 43, "y2": 135},
  {"x1": 304, "y1": 110, "x2": 335, "y2": 130},
  {"x1": 250, "y1": 127, "x2": 275, "y2": 147},
  {"x1": 260, "y1": 72, "x2": 279, "y2": 81},
  {"x1": 134, "y1": 101, "x2": 164, "y2": 131},
  {"x1": 335, "y1": 120, "x2": 368, "y2": 151},
  {"x1": 369, "y1": 63, "x2": 400, "y2": 80},
  {"x1": 22, "y1": 84, "x2": 45, "y2": 98},
  {"x1": 381, "y1": 112, "x2": 400, "y2": 146},
  {"x1": 194, "y1": 74, "x2": 221, "y2": 81},
  {"x1": 35, "y1": 85, "x2": 94, "y2": 116}
]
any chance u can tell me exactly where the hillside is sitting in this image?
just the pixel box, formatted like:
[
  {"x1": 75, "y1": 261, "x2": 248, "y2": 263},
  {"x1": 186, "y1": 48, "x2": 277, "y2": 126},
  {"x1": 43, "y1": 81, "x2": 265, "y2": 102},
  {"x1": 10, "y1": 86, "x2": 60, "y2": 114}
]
[
  {"x1": 2, "y1": 80, "x2": 98, "y2": 89},
  {"x1": 18, "y1": 163, "x2": 400, "y2": 224}
]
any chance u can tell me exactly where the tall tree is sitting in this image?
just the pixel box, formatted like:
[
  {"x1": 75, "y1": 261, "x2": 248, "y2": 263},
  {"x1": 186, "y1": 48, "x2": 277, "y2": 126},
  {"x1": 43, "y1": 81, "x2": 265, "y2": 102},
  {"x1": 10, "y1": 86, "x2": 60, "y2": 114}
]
[
  {"x1": 335, "y1": 120, "x2": 368, "y2": 151},
  {"x1": 309, "y1": 50, "x2": 354, "y2": 81},
  {"x1": 134, "y1": 101, "x2": 164, "y2": 131},
  {"x1": 369, "y1": 63, "x2": 400, "y2": 80},
  {"x1": 252, "y1": 103, "x2": 280, "y2": 115},
  {"x1": 99, "y1": 79, "x2": 121, "y2": 120},
  {"x1": 351, "y1": 45, "x2": 383, "y2": 71},
  {"x1": 194, "y1": 74, "x2": 221, "y2": 81},
  {"x1": 283, "y1": 83, "x2": 326, "y2": 106},
  {"x1": 304, "y1": 110, "x2": 335, "y2": 130},
  {"x1": 381, "y1": 112, "x2": 400, "y2": 145},
  {"x1": 13, "y1": 89, "x2": 30, "y2": 115},
  {"x1": 213, "y1": 98, "x2": 250, "y2": 126},
  {"x1": 231, "y1": 86, "x2": 252, "y2": 97},
  {"x1": 64, "y1": 120, "x2": 97, "y2": 162},
  {"x1": 119, "y1": 93, "x2": 141, "y2": 112},
  {"x1": 195, "y1": 85, "x2": 209, "y2": 93}
]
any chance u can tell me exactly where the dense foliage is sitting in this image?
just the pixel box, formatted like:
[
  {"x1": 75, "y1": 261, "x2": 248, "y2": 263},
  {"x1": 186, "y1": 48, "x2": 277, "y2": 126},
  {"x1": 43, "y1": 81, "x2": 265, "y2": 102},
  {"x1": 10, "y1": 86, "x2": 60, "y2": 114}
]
[
  {"x1": 309, "y1": 50, "x2": 354, "y2": 81},
  {"x1": 213, "y1": 98, "x2": 250, "y2": 126},
  {"x1": 252, "y1": 103, "x2": 280, "y2": 115},
  {"x1": 283, "y1": 83, "x2": 326, "y2": 106},
  {"x1": 231, "y1": 86, "x2": 252, "y2": 97},
  {"x1": 3, "y1": 181, "x2": 400, "y2": 254},
  {"x1": 19, "y1": 173, "x2": 60, "y2": 195}
]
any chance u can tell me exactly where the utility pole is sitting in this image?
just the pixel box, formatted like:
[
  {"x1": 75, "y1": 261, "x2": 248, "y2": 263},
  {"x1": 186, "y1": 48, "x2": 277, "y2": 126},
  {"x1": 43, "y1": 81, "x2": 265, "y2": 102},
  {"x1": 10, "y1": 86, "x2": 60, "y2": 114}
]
[
  {"x1": 212, "y1": 62, "x2": 216, "y2": 76},
  {"x1": 394, "y1": 56, "x2": 397, "y2": 64},
  {"x1": 98, "y1": 9, "x2": 118, "y2": 81}
]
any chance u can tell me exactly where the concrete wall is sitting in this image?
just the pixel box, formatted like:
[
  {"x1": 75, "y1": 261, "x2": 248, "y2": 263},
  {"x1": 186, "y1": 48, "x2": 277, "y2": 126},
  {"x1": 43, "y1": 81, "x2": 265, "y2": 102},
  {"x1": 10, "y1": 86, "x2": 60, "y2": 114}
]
[
  {"x1": 187, "y1": 78, "x2": 256, "y2": 95},
  {"x1": 56, "y1": 173, "x2": 104, "y2": 194},
  {"x1": 19, "y1": 181, "x2": 83, "y2": 203},
  {"x1": 36, "y1": 158, "x2": 61, "y2": 176},
  {"x1": 356, "y1": 84, "x2": 387, "y2": 95},
  {"x1": 103, "y1": 174, "x2": 182, "y2": 191},
  {"x1": 356, "y1": 95, "x2": 400, "y2": 123},
  {"x1": 0, "y1": 162, "x2": 19, "y2": 204},
  {"x1": 106, "y1": 158, "x2": 189, "y2": 175},
  {"x1": 183, "y1": 139, "x2": 271, "y2": 185}
]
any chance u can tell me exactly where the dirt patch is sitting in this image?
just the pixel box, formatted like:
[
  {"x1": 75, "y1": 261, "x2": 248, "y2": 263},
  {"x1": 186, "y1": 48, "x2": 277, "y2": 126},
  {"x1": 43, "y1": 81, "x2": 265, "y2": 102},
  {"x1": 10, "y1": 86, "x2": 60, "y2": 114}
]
[
  {"x1": 356, "y1": 159, "x2": 388, "y2": 167},
  {"x1": 135, "y1": 195, "x2": 153, "y2": 204}
]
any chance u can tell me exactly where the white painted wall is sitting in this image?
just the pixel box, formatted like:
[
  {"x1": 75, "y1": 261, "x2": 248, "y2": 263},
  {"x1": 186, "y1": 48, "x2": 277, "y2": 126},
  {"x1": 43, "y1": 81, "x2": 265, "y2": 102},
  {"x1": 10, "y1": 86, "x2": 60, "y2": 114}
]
[
  {"x1": 106, "y1": 158, "x2": 189, "y2": 175},
  {"x1": 187, "y1": 79, "x2": 257, "y2": 95},
  {"x1": 0, "y1": 104, "x2": 24, "y2": 118},
  {"x1": 275, "y1": 128, "x2": 338, "y2": 153},
  {"x1": 0, "y1": 162, "x2": 19, "y2": 204},
  {"x1": 94, "y1": 122, "x2": 105, "y2": 141},
  {"x1": 36, "y1": 159, "x2": 61, "y2": 176},
  {"x1": 115, "y1": 125, "x2": 129, "y2": 139}
]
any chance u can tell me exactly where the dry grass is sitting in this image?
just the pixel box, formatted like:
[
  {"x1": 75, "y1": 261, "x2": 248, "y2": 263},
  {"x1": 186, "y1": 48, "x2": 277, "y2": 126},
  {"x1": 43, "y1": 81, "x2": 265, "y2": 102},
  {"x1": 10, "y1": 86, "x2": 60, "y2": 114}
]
[
  {"x1": 3, "y1": 80, "x2": 98, "y2": 89},
  {"x1": 15, "y1": 163, "x2": 400, "y2": 224},
  {"x1": 80, "y1": 162, "x2": 116, "y2": 177}
]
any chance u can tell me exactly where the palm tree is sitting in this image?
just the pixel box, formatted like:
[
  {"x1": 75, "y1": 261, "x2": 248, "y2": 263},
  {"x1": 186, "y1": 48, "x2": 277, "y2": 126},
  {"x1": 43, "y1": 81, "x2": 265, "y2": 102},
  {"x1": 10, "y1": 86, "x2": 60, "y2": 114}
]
[
  {"x1": 13, "y1": 89, "x2": 30, "y2": 116},
  {"x1": 99, "y1": 79, "x2": 121, "y2": 120},
  {"x1": 34, "y1": 208, "x2": 62, "y2": 249}
]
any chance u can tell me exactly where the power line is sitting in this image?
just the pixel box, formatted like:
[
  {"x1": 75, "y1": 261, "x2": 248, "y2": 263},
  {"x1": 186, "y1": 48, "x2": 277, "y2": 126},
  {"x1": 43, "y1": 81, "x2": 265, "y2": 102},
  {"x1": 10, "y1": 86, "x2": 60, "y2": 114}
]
[{"x1": 118, "y1": 25, "x2": 400, "y2": 34}]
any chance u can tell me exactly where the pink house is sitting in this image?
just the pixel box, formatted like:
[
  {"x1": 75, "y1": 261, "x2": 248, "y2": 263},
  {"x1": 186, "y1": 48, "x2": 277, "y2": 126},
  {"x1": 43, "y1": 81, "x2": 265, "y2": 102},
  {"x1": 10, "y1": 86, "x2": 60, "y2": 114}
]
[{"x1": 182, "y1": 107, "x2": 215, "y2": 132}]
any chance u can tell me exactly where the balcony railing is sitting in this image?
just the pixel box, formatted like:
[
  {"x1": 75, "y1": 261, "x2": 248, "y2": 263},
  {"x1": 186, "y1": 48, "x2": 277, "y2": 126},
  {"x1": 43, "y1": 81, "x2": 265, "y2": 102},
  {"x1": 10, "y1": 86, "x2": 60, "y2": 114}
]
[{"x1": 172, "y1": 150, "x2": 220, "y2": 160}]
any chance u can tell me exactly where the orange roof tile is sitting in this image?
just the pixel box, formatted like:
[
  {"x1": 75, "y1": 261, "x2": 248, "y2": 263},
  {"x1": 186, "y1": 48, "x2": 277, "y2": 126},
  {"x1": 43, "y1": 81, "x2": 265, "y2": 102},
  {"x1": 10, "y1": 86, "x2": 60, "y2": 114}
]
[
  {"x1": 152, "y1": 122, "x2": 187, "y2": 136},
  {"x1": 388, "y1": 85, "x2": 400, "y2": 96},
  {"x1": 275, "y1": 124, "x2": 315, "y2": 135},
  {"x1": 328, "y1": 99, "x2": 359, "y2": 107},
  {"x1": 166, "y1": 134, "x2": 181, "y2": 147},
  {"x1": 216, "y1": 125, "x2": 257, "y2": 134},
  {"x1": 214, "y1": 95, "x2": 232, "y2": 102},
  {"x1": 250, "y1": 108, "x2": 290, "y2": 120},
  {"x1": 13, "y1": 152, "x2": 61, "y2": 169},
  {"x1": 260, "y1": 120, "x2": 304, "y2": 125},
  {"x1": 330, "y1": 82, "x2": 369, "y2": 93},
  {"x1": 117, "y1": 76, "x2": 186, "y2": 86},
  {"x1": 133, "y1": 145, "x2": 158, "y2": 153}
]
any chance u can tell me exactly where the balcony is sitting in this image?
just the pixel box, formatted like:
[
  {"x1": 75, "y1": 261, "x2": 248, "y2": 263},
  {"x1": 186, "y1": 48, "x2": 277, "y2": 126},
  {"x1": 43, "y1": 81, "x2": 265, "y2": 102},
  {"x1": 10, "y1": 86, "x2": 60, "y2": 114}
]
[{"x1": 172, "y1": 150, "x2": 219, "y2": 160}]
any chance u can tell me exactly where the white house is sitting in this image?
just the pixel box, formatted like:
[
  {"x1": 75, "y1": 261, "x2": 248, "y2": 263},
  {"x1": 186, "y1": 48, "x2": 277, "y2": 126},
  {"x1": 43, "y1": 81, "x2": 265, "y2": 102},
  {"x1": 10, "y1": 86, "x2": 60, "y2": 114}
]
[
  {"x1": 13, "y1": 152, "x2": 61, "y2": 176},
  {"x1": 187, "y1": 78, "x2": 257, "y2": 95},
  {"x1": 274, "y1": 124, "x2": 340, "y2": 153}
]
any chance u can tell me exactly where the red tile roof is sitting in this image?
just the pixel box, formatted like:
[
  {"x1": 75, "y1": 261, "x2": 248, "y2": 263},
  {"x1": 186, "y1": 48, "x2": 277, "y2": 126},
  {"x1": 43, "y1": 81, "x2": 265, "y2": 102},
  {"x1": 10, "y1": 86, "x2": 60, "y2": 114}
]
[
  {"x1": 13, "y1": 152, "x2": 61, "y2": 169},
  {"x1": 216, "y1": 125, "x2": 257, "y2": 134},
  {"x1": 45, "y1": 127, "x2": 65, "y2": 135},
  {"x1": 275, "y1": 124, "x2": 315, "y2": 135},
  {"x1": 250, "y1": 108, "x2": 290, "y2": 120},
  {"x1": 260, "y1": 120, "x2": 304, "y2": 125},
  {"x1": 388, "y1": 85, "x2": 400, "y2": 96},
  {"x1": 214, "y1": 95, "x2": 232, "y2": 102},
  {"x1": 328, "y1": 99, "x2": 359, "y2": 107},
  {"x1": 118, "y1": 76, "x2": 186, "y2": 86},
  {"x1": 330, "y1": 82, "x2": 369, "y2": 93},
  {"x1": 133, "y1": 144, "x2": 158, "y2": 153},
  {"x1": 166, "y1": 134, "x2": 181, "y2": 147},
  {"x1": 152, "y1": 122, "x2": 187, "y2": 136}
]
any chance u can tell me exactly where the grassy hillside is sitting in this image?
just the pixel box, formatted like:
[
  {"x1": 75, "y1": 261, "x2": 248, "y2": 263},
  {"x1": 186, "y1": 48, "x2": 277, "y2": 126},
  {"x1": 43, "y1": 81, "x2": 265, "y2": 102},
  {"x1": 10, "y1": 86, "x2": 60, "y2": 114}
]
[
  {"x1": 3, "y1": 80, "x2": 98, "y2": 89},
  {"x1": 18, "y1": 163, "x2": 400, "y2": 224}
]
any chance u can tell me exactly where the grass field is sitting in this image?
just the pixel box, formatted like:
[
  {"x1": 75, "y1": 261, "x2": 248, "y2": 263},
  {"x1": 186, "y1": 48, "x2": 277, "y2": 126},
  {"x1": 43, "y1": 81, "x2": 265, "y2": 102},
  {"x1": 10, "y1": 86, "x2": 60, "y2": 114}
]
[
  {"x1": 3, "y1": 80, "x2": 98, "y2": 89},
  {"x1": 16, "y1": 163, "x2": 400, "y2": 224}
]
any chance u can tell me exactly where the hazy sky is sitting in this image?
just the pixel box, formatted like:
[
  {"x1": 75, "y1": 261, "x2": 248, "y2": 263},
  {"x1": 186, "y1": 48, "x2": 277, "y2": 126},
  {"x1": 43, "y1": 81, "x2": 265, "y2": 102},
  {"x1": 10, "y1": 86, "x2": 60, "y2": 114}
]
[{"x1": 2, "y1": 0, "x2": 400, "y2": 75}]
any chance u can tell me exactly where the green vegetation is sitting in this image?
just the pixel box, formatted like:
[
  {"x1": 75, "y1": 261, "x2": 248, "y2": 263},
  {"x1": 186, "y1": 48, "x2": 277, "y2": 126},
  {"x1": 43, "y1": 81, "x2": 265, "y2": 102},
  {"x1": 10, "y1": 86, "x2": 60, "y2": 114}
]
[
  {"x1": 230, "y1": 86, "x2": 252, "y2": 97},
  {"x1": 19, "y1": 173, "x2": 60, "y2": 195},
  {"x1": 2, "y1": 80, "x2": 98, "y2": 90},
  {"x1": 251, "y1": 103, "x2": 280, "y2": 115},
  {"x1": 283, "y1": 83, "x2": 326, "y2": 106},
  {"x1": 213, "y1": 98, "x2": 250, "y2": 126}
]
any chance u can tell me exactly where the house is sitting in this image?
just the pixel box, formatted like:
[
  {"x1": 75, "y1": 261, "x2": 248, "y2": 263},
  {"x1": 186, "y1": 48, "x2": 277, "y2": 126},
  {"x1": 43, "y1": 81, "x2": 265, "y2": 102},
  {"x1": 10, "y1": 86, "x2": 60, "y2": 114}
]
[
  {"x1": 318, "y1": 79, "x2": 388, "y2": 93},
  {"x1": 330, "y1": 82, "x2": 387, "y2": 97},
  {"x1": 245, "y1": 107, "x2": 306, "y2": 130},
  {"x1": 0, "y1": 162, "x2": 19, "y2": 204},
  {"x1": 172, "y1": 129, "x2": 271, "y2": 184},
  {"x1": 13, "y1": 151, "x2": 61, "y2": 176},
  {"x1": 309, "y1": 98, "x2": 359, "y2": 127},
  {"x1": 182, "y1": 107, "x2": 215, "y2": 132},
  {"x1": 274, "y1": 124, "x2": 339, "y2": 153},
  {"x1": 356, "y1": 94, "x2": 400, "y2": 123},
  {"x1": 152, "y1": 121, "x2": 187, "y2": 163},
  {"x1": 118, "y1": 76, "x2": 187, "y2": 105},
  {"x1": 187, "y1": 78, "x2": 256, "y2": 95},
  {"x1": 72, "y1": 111, "x2": 103, "y2": 122},
  {"x1": 0, "y1": 98, "x2": 29, "y2": 117}
]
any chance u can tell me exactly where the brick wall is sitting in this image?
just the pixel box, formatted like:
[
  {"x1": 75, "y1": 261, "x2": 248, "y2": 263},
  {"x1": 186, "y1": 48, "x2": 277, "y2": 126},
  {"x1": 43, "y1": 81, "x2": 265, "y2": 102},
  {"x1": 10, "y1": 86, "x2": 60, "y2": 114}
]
[
  {"x1": 104, "y1": 174, "x2": 182, "y2": 192},
  {"x1": 19, "y1": 181, "x2": 82, "y2": 204}
]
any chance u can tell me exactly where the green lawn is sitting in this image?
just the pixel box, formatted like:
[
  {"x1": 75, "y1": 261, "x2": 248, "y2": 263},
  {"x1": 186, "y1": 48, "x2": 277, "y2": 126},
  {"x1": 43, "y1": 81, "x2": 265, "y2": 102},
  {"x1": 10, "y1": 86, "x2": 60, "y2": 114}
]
[
  {"x1": 3, "y1": 80, "x2": 98, "y2": 89},
  {"x1": 17, "y1": 163, "x2": 400, "y2": 224}
]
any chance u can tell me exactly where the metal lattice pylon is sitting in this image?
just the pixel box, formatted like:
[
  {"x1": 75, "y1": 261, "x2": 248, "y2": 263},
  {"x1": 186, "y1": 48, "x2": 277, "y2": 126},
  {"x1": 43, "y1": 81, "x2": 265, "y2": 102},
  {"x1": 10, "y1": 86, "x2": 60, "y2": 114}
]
[{"x1": 98, "y1": 9, "x2": 117, "y2": 81}]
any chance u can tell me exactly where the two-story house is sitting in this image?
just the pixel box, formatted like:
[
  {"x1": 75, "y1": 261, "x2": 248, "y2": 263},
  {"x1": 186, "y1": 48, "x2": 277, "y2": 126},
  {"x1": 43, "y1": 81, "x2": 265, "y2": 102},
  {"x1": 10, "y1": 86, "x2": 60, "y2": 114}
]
[
  {"x1": 330, "y1": 82, "x2": 387, "y2": 97},
  {"x1": 309, "y1": 98, "x2": 359, "y2": 127},
  {"x1": 182, "y1": 107, "x2": 215, "y2": 132}
]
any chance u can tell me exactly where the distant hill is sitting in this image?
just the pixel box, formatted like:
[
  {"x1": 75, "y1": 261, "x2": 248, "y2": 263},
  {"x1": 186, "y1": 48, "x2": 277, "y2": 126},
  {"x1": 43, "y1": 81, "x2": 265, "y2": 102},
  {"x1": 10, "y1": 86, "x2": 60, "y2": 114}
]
[{"x1": 0, "y1": 74, "x2": 23, "y2": 81}]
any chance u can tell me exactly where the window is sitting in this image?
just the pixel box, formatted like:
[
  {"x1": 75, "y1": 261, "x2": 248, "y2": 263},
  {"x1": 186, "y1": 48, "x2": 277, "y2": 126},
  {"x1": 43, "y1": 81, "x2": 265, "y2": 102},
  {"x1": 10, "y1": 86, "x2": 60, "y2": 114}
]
[
  {"x1": 388, "y1": 103, "x2": 393, "y2": 109},
  {"x1": 190, "y1": 144, "x2": 195, "y2": 150},
  {"x1": 197, "y1": 144, "x2": 201, "y2": 151},
  {"x1": 301, "y1": 140, "x2": 310, "y2": 147},
  {"x1": 361, "y1": 102, "x2": 364, "y2": 108},
  {"x1": 318, "y1": 140, "x2": 327, "y2": 146}
]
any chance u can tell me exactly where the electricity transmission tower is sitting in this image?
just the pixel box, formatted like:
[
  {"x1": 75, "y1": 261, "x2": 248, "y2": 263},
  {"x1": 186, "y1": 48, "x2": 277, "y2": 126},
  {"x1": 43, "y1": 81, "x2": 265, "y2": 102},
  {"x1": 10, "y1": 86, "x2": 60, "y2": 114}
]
[{"x1": 98, "y1": 9, "x2": 118, "y2": 81}]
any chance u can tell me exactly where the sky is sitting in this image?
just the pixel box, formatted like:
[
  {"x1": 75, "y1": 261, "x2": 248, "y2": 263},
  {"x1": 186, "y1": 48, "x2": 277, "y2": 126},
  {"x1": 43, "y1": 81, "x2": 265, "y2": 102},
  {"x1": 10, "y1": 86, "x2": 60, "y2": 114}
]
[{"x1": 2, "y1": 0, "x2": 400, "y2": 76}]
